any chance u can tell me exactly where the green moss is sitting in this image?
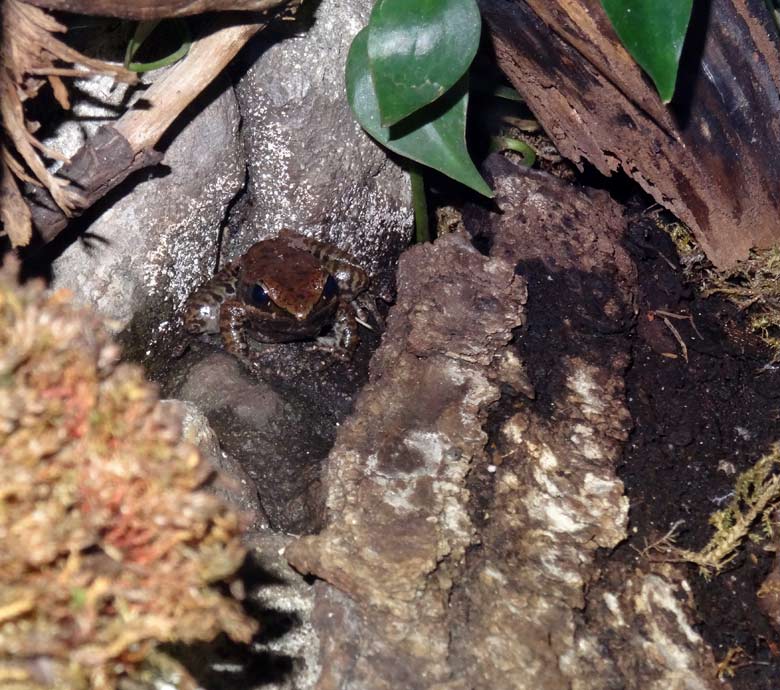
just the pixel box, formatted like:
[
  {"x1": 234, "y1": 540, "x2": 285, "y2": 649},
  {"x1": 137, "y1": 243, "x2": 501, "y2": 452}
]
[
  {"x1": 674, "y1": 444, "x2": 780, "y2": 576},
  {"x1": 664, "y1": 220, "x2": 698, "y2": 258}
]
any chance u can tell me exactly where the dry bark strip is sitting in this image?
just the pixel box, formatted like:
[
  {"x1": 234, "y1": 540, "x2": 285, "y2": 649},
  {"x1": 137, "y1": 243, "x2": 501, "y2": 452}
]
[
  {"x1": 21, "y1": 0, "x2": 284, "y2": 18},
  {"x1": 287, "y1": 230, "x2": 528, "y2": 688},
  {"x1": 26, "y1": 5, "x2": 294, "y2": 243},
  {"x1": 478, "y1": 0, "x2": 780, "y2": 268},
  {"x1": 286, "y1": 157, "x2": 723, "y2": 689}
]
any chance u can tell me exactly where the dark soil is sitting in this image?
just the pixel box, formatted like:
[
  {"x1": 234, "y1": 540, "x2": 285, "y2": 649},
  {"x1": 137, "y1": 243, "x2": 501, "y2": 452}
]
[
  {"x1": 467, "y1": 177, "x2": 780, "y2": 688},
  {"x1": 618, "y1": 218, "x2": 780, "y2": 689}
]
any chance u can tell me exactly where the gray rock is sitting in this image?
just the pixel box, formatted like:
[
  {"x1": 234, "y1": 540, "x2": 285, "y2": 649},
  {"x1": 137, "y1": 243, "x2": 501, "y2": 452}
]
[
  {"x1": 245, "y1": 531, "x2": 320, "y2": 690},
  {"x1": 229, "y1": 0, "x2": 413, "y2": 288},
  {"x1": 171, "y1": 349, "x2": 363, "y2": 535},
  {"x1": 159, "y1": 399, "x2": 266, "y2": 529},
  {"x1": 174, "y1": 530, "x2": 320, "y2": 690},
  {"x1": 49, "y1": 73, "x2": 245, "y2": 349}
]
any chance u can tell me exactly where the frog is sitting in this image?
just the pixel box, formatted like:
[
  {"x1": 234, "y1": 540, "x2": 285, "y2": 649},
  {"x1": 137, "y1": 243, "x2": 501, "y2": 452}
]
[{"x1": 182, "y1": 228, "x2": 375, "y2": 367}]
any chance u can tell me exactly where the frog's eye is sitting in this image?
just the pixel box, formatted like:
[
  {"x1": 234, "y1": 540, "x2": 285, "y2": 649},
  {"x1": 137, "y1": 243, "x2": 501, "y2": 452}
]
[
  {"x1": 323, "y1": 275, "x2": 339, "y2": 300},
  {"x1": 251, "y1": 283, "x2": 270, "y2": 306}
]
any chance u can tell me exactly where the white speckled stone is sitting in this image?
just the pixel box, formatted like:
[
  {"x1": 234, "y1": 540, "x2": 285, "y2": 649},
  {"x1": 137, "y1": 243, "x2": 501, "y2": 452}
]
[
  {"x1": 228, "y1": 0, "x2": 413, "y2": 279},
  {"x1": 49, "y1": 72, "x2": 245, "y2": 340}
]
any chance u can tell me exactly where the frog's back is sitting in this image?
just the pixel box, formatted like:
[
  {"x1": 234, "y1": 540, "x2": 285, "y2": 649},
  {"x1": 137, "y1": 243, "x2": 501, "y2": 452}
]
[{"x1": 242, "y1": 238, "x2": 328, "y2": 320}]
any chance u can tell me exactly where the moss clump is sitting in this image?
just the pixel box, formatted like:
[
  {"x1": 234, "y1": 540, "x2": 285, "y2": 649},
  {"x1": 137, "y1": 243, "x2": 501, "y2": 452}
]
[
  {"x1": 663, "y1": 220, "x2": 703, "y2": 266},
  {"x1": 0, "y1": 260, "x2": 256, "y2": 689},
  {"x1": 674, "y1": 444, "x2": 780, "y2": 576},
  {"x1": 703, "y1": 246, "x2": 780, "y2": 361}
]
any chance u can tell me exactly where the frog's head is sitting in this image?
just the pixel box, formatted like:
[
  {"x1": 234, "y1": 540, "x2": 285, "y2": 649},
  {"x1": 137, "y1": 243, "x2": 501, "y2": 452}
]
[{"x1": 240, "y1": 237, "x2": 338, "y2": 320}]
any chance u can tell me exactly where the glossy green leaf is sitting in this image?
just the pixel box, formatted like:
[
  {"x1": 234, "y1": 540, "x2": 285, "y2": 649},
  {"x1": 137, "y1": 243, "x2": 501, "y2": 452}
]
[
  {"x1": 367, "y1": 0, "x2": 481, "y2": 126},
  {"x1": 601, "y1": 0, "x2": 693, "y2": 103},
  {"x1": 347, "y1": 27, "x2": 492, "y2": 198}
]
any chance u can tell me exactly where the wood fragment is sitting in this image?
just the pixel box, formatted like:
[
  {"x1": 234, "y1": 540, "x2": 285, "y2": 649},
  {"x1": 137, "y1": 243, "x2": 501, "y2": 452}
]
[
  {"x1": 478, "y1": 0, "x2": 780, "y2": 268},
  {"x1": 114, "y1": 20, "x2": 264, "y2": 152},
  {"x1": 20, "y1": 0, "x2": 286, "y2": 19},
  {"x1": 660, "y1": 315, "x2": 688, "y2": 363},
  {"x1": 26, "y1": 126, "x2": 164, "y2": 243},
  {"x1": 1, "y1": 159, "x2": 33, "y2": 246},
  {"x1": 0, "y1": 0, "x2": 138, "y2": 244},
  {"x1": 26, "y1": 6, "x2": 294, "y2": 243}
]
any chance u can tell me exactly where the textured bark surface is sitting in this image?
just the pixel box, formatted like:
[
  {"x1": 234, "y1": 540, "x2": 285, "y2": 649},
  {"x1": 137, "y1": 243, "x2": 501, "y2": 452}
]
[
  {"x1": 479, "y1": 0, "x2": 780, "y2": 268},
  {"x1": 287, "y1": 231, "x2": 528, "y2": 688},
  {"x1": 285, "y1": 158, "x2": 724, "y2": 689},
  {"x1": 21, "y1": 0, "x2": 284, "y2": 18}
]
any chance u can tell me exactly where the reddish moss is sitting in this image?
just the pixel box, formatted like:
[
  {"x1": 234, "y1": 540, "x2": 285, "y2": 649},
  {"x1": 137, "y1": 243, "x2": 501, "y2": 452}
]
[{"x1": 0, "y1": 260, "x2": 256, "y2": 689}]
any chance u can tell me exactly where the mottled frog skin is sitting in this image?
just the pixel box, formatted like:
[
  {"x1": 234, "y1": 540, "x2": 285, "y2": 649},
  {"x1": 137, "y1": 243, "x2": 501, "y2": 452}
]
[{"x1": 183, "y1": 229, "x2": 371, "y2": 364}]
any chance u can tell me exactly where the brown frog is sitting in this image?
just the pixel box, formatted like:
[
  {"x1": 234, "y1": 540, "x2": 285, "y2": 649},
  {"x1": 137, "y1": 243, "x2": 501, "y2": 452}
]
[{"x1": 182, "y1": 229, "x2": 374, "y2": 366}]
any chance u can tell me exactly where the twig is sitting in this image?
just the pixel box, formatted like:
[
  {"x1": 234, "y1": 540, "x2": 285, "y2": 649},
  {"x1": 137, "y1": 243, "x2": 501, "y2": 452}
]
[
  {"x1": 656, "y1": 308, "x2": 704, "y2": 339},
  {"x1": 631, "y1": 519, "x2": 685, "y2": 560},
  {"x1": 409, "y1": 163, "x2": 429, "y2": 243},
  {"x1": 659, "y1": 315, "x2": 688, "y2": 362},
  {"x1": 28, "y1": 4, "x2": 297, "y2": 244}
]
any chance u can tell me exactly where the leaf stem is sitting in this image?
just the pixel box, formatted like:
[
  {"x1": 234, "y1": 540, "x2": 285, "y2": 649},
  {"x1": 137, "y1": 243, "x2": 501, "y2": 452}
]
[
  {"x1": 491, "y1": 85, "x2": 524, "y2": 102},
  {"x1": 489, "y1": 137, "x2": 537, "y2": 167},
  {"x1": 409, "y1": 164, "x2": 430, "y2": 243},
  {"x1": 124, "y1": 19, "x2": 191, "y2": 73}
]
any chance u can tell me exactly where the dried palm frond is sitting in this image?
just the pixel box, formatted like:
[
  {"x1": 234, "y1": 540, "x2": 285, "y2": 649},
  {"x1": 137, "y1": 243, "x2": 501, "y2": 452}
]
[{"x1": 1, "y1": 0, "x2": 137, "y2": 246}]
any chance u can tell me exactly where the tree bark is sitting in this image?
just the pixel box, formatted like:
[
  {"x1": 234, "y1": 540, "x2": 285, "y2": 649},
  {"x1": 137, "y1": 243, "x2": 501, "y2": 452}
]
[{"x1": 479, "y1": 0, "x2": 780, "y2": 268}]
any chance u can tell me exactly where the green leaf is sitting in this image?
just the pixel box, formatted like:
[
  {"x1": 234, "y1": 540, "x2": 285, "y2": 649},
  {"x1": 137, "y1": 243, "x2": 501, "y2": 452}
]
[
  {"x1": 600, "y1": 0, "x2": 693, "y2": 103},
  {"x1": 347, "y1": 28, "x2": 492, "y2": 198},
  {"x1": 367, "y1": 0, "x2": 481, "y2": 126}
]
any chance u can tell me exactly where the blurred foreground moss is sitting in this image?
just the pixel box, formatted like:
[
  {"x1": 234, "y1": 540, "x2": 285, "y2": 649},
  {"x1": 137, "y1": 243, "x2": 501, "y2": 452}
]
[{"x1": 0, "y1": 260, "x2": 257, "y2": 689}]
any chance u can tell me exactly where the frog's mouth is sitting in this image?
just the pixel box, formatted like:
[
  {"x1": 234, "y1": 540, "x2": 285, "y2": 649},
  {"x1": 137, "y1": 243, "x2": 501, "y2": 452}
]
[{"x1": 246, "y1": 297, "x2": 339, "y2": 343}]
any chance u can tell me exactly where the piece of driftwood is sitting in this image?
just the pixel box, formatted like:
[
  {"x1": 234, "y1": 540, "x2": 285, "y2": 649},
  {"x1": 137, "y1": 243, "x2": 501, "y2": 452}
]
[
  {"x1": 21, "y1": 0, "x2": 285, "y2": 19},
  {"x1": 27, "y1": 11, "x2": 288, "y2": 243},
  {"x1": 478, "y1": 0, "x2": 780, "y2": 268},
  {"x1": 286, "y1": 158, "x2": 722, "y2": 689}
]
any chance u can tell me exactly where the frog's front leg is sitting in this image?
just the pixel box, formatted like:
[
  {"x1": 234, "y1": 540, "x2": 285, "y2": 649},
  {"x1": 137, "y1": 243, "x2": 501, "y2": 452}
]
[
  {"x1": 314, "y1": 301, "x2": 359, "y2": 361},
  {"x1": 183, "y1": 261, "x2": 240, "y2": 335},
  {"x1": 218, "y1": 299, "x2": 253, "y2": 361},
  {"x1": 218, "y1": 302, "x2": 279, "y2": 375}
]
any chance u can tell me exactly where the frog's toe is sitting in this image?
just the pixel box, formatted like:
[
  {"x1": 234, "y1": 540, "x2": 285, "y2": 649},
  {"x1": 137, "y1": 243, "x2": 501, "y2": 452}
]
[
  {"x1": 313, "y1": 333, "x2": 352, "y2": 362},
  {"x1": 355, "y1": 294, "x2": 384, "y2": 330}
]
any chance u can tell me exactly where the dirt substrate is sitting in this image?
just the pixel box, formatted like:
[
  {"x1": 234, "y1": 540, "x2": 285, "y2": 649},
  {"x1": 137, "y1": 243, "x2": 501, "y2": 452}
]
[
  {"x1": 495, "y1": 185, "x2": 780, "y2": 688},
  {"x1": 617, "y1": 219, "x2": 780, "y2": 690}
]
